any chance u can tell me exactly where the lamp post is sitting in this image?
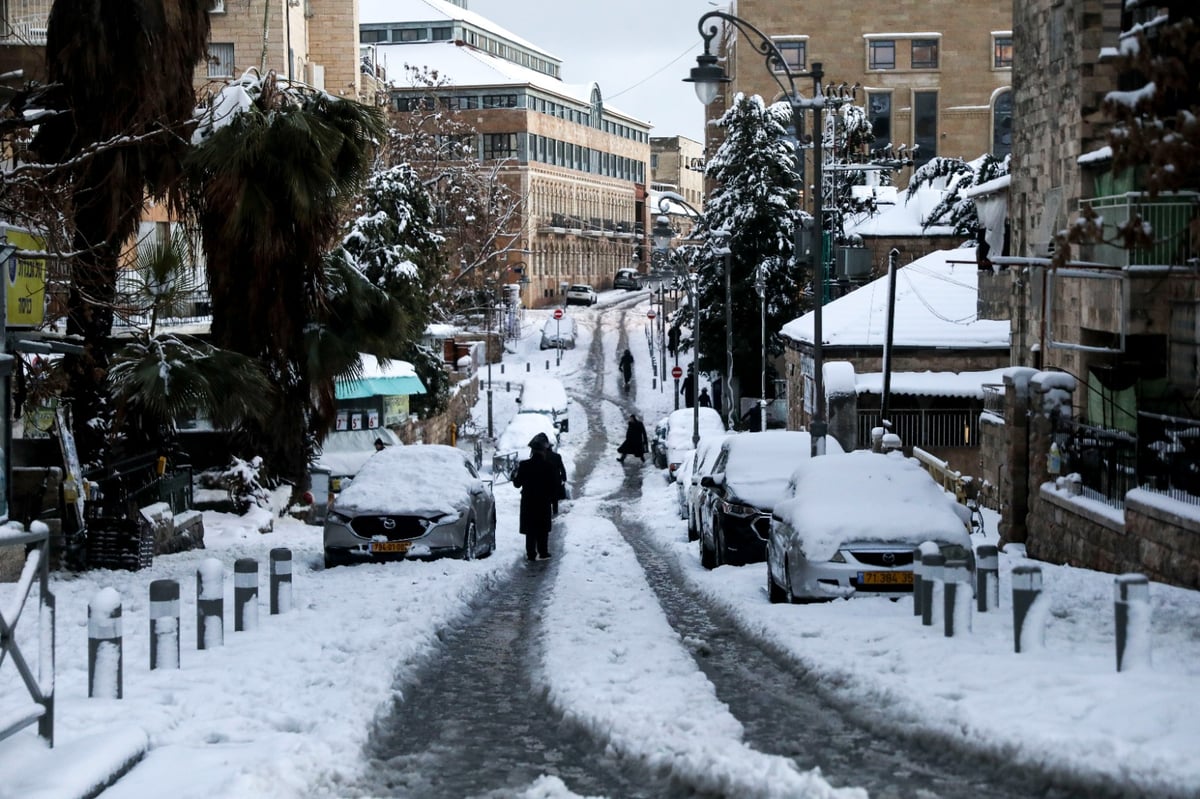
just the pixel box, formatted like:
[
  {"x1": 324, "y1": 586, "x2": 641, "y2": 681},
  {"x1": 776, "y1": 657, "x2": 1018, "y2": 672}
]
[
  {"x1": 686, "y1": 11, "x2": 827, "y2": 456},
  {"x1": 485, "y1": 283, "x2": 495, "y2": 438},
  {"x1": 754, "y1": 265, "x2": 767, "y2": 432},
  {"x1": 651, "y1": 209, "x2": 699, "y2": 449}
]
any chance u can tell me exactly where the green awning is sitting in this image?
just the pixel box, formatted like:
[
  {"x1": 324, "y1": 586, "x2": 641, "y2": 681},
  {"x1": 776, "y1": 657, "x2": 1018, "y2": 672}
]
[{"x1": 335, "y1": 375, "x2": 426, "y2": 400}]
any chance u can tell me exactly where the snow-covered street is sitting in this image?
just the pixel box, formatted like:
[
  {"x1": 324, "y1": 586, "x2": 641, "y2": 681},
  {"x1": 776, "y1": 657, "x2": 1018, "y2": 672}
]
[{"x1": 2, "y1": 292, "x2": 1199, "y2": 799}]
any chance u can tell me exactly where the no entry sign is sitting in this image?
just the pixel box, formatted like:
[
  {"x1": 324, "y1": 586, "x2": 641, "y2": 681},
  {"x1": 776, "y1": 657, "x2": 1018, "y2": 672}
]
[
  {"x1": 672, "y1": 366, "x2": 683, "y2": 379},
  {"x1": 553, "y1": 308, "x2": 563, "y2": 319}
]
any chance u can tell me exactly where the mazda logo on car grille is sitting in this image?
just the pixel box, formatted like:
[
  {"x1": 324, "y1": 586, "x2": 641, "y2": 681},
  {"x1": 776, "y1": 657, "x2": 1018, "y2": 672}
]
[
  {"x1": 382, "y1": 518, "x2": 396, "y2": 530},
  {"x1": 882, "y1": 552, "x2": 895, "y2": 566}
]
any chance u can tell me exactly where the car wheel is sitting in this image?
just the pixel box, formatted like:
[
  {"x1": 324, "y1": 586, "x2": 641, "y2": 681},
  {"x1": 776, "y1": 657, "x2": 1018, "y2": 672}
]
[
  {"x1": 460, "y1": 519, "x2": 478, "y2": 561},
  {"x1": 712, "y1": 517, "x2": 726, "y2": 567},
  {"x1": 324, "y1": 549, "x2": 343, "y2": 569},
  {"x1": 687, "y1": 512, "x2": 698, "y2": 542},
  {"x1": 700, "y1": 530, "x2": 716, "y2": 569},
  {"x1": 768, "y1": 560, "x2": 787, "y2": 604}
]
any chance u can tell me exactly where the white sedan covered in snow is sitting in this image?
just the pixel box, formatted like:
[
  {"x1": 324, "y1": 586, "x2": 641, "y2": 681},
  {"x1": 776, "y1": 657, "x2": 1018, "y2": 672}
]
[{"x1": 767, "y1": 450, "x2": 973, "y2": 603}]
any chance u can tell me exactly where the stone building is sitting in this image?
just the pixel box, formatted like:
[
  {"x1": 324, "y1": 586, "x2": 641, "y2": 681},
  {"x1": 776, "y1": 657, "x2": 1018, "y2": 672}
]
[
  {"x1": 650, "y1": 135, "x2": 706, "y2": 213},
  {"x1": 368, "y1": 0, "x2": 651, "y2": 305},
  {"x1": 969, "y1": 0, "x2": 1200, "y2": 588}
]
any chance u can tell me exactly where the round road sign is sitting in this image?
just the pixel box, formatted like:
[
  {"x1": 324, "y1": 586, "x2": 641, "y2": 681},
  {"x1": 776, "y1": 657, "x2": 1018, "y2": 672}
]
[
  {"x1": 671, "y1": 366, "x2": 683, "y2": 379},
  {"x1": 647, "y1": 309, "x2": 657, "y2": 320},
  {"x1": 553, "y1": 308, "x2": 563, "y2": 319}
]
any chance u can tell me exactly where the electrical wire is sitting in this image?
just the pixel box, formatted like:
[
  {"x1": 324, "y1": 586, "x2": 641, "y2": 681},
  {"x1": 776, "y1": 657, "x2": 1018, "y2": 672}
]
[{"x1": 605, "y1": 41, "x2": 701, "y2": 101}]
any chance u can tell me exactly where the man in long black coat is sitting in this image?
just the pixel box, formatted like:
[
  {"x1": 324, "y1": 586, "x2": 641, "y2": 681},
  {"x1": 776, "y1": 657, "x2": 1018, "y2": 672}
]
[
  {"x1": 617, "y1": 414, "x2": 649, "y2": 464},
  {"x1": 512, "y1": 433, "x2": 560, "y2": 560}
]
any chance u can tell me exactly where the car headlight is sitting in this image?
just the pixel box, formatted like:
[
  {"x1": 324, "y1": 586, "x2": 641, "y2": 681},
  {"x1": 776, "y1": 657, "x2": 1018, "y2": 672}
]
[
  {"x1": 830, "y1": 551, "x2": 847, "y2": 563},
  {"x1": 720, "y1": 499, "x2": 760, "y2": 518},
  {"x1": 327, "y1": 509, "x2": 352, "y2": 525}
]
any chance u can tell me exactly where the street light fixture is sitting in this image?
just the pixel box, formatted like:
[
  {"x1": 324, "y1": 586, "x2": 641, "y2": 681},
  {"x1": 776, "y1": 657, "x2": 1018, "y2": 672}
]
[{"x1": 686, "y1": 10, "x2": 828, "y2": 456}]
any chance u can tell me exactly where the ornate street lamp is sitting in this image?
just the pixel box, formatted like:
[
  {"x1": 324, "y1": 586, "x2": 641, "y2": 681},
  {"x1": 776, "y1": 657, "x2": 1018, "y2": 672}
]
[{"x1": 686, "y1": 10, "x2": 828, "y2": 456}]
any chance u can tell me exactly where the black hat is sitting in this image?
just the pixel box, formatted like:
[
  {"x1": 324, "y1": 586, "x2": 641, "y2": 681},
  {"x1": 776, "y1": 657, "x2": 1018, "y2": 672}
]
[{"x1": 528, "y1": 432, "x2": 552, "y2": 450}]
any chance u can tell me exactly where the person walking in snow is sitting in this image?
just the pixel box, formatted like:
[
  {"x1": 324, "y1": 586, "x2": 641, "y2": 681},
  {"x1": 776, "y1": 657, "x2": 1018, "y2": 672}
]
[
  {"x1": 512, "y1": 433, "x2": 560, "y2": 560},
  {"x1": 617, "y1": 413, "x2": 648, "y2": 464},
  {"x1": 619, "y1": 348, "x2": 634, "y2": 390},
  {"x1": 697, "y1": 387, "x2": 711, "y2": 408},
  {"x1": 680, "y1": 365, "x2": 696, "y2": 408}
]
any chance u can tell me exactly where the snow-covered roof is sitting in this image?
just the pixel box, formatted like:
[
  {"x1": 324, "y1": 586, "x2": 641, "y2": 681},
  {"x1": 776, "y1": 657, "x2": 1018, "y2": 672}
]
[
  {"x1": 335, "y1": 354, "x2": 426, "y2": 400},
  {"x1": 375, "y1": 41, "x2": 647, "y2": 127},
  {"x1": 780, "y1": 249, "x2": 1010, "y2": 349},
  {"x1": 854, "y1": 368, "x2": 1010, "y2": 398},
  {"x1": 843, "y1": 186, "x2": 956, "y2": 238},
  {"x1": 359, "y1": 0, "x2": 554, "y2": 60},
  {"x1": 333, "y1": 443, "x2": 479, "y2": 516}
]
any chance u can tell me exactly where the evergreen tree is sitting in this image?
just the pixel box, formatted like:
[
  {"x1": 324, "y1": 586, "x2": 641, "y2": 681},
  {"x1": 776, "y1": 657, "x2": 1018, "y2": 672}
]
[
  {"x1": 905, "y1": 154, "x2": 1010, "y2": 235},
  {"x1": 682, "y1": 93, "x2": 804, "y2": 411}
]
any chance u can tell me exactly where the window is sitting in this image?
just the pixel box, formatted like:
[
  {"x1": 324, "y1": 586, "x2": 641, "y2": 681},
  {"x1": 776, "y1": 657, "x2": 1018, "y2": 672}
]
[
  {"x1": 911, "y1": 39, "x2": 939, "y2": 69},
  {"x1": 482, "y1": 94, "x2": 518, "y2": 108},
  {"x1": 209, "y1": 0, "x2": 225, "y2": 13},
  {"x1": 397, "y1": 28, "x2": 424, "y2": 42},
  {"x1": 913, "y1": 91, "x2": 937, "y2": 166},
  {"x1": 993, "y1": 35, "x2": 1013, "y2": 68},
  {"x1": 992, "y1": 90, "x2": 1012, "y2": 159},
  {"x1": 650, "y1": 153, "x2": 659, "y2": 170},
  {"x1": 360, "y1": 29, "x2": 387, "y2": 44},
  {"x1": 770, "y1": 38, "x2": 806, "y2": 72},
  {"x1": 207, "y1": 43, "x2": 234, "y2": 78},
  {"x1": 432, "y1": 26, "x2": 452, "y2": 41},
  {"x1": 483, "y1": 133, "x2": 517, "y2": 160},
  {"x1": 869, "y1": 39, "x2": 895, "y2": 70},
  {"x1": 867, "y1": 92, "x2": 892, "y2": 151}
]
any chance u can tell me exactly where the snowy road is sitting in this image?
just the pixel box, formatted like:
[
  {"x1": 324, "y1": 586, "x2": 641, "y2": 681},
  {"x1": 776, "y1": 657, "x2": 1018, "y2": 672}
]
[{"x1": 341, "y1": 299, "x2": 1111, "y2": 798}]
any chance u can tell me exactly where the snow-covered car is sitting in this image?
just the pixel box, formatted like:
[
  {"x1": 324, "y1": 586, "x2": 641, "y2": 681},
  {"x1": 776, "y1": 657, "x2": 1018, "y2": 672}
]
[
  {"x1": 613, "y1": 268, "x2": 642, "y2": 291},
  {"x1": 767, "y1": 450, "x2": 973, "y2": 603},
  {"x1": 696, "y1": 430, "x2": 843, "y2": 568},
  {"x1": 663, "y1": 407, "x2": 726, "y2": 482},
  {"x1": 685, "y1": 433, "x2": 733, "y2": 542},
  {"x1": 539, "y1": 314, "x2": 578, "y2": 350},
  {"x1": 323, "y1": 444, "x2": 496, "y2": 567},
  {"x1": 565, "y1": 283, "x2": 597, "y2": 306},
  {"x1": 674, "y1": 447, "x2": 696, "y2": 520},
  {"x1": 516, "y1": 375, "x2": 571, "y2": 433},
  {"x1": 493, "y1": 413, "x2": 559, "y2": 480}
]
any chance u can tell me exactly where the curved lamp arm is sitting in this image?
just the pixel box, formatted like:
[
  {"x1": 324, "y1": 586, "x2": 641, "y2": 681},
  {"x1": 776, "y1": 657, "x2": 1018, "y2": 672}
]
[{"x1": 692, "y1": 11, "x2": 822, "y2": 102}]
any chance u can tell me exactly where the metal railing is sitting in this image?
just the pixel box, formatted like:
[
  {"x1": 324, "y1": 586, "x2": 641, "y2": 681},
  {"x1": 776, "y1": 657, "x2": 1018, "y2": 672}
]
[
  {"x1": 1078, "y1": 192, "x2": 1199, "y2": 268},
  {"x1": 858, "y1": 408, "x2": 980, "y2": 450},
  {"x1": 1137, "y1": 411, "x2": 1200, "y2": 507},
  {"x1": 981, "y1": 383, "x2": 1005, "y2": 418},
  {"x1": 0, "y1": 523, "x2": 55, "y2": 747},
  {"x1": 1059, "y1": 420, "x2": 1138, "y2": 509}
]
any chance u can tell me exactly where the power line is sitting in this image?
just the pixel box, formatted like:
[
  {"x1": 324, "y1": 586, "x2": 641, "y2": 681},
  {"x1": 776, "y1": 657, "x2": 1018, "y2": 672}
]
[{"x1": 605, "y1": 41, "x2": 700, "y2": 101}]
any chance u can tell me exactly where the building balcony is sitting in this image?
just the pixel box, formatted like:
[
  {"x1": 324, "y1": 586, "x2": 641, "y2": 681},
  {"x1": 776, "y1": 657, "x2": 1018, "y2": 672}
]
[{"x1": 1078, "y1": 192, "x2": 1199, "y2": 268}]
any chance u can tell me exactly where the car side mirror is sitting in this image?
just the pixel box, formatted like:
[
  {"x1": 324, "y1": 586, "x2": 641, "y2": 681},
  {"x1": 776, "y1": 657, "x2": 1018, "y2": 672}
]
[{"x1": 700, "y1": 476, "x2": 715, "y2": 488}]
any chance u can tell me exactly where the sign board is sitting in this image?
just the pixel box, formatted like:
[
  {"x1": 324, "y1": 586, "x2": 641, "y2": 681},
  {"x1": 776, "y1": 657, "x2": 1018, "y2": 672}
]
[
  {"x1": 4, "y1": 228, "x2": 47, "y2": 328},
  {"x1": 647, "y1": 309, "x2": 656, "y2": 320},
  {"x1": 553, "y1": 308, "x2": 563, "y2": 320},
  {"x1": 383, "y1": 395, "x2": 409, "y2": 427},
  {"x1": 671, "y1": 366, "x2": 683, "y2": 379}
]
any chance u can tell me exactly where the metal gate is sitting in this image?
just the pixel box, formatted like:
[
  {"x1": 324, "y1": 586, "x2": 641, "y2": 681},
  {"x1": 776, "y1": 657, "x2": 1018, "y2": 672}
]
[{"x1": 0, "y1": 523, "x2": 55, "y2": 746}]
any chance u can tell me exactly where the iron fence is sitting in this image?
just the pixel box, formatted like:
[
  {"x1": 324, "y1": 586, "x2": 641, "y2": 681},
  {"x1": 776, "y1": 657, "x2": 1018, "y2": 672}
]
[
  {"x1": 981, "y1": 383, "x2": 1005, "y2": 418},
  {"x1": 858, "y1": 409, "x2": 979, "y2": 450},
  {"x1": 1137, "y1": 411, "x2": 1200, "y2": 506},
  {"x1": 1059, "y1": 420, "x2": 1139, "y2": 509}
]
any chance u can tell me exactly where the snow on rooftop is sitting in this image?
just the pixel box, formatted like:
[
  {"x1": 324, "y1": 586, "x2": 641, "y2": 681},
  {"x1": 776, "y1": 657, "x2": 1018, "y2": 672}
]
[
  {"x1": 843, "y1": 186, "x2": 956, "y2": 238},
  {"x1": 780, "y1": 249, "x2": 1010, "y2": 349},
  {"x1": 854, "y1": 368, "x2": 1010, "y2": 398},
  {"x1": 359, "y1": 0, "x2": 555, "y2": 61}
]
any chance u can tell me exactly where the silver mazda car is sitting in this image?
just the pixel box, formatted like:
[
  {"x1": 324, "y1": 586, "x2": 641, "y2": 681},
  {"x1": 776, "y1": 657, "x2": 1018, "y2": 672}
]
[{"x1": 323, "y1": 444, "x2": 496, "y2": 568}]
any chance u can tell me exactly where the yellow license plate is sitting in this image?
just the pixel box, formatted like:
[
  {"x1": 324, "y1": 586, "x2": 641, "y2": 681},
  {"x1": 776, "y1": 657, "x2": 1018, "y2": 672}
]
[
  {"x1": 860, "y1": 571, "x2": 913, "y2": 585},
  {"x1": 371, "y1": 541, "x2": 411, "y2": 554}
]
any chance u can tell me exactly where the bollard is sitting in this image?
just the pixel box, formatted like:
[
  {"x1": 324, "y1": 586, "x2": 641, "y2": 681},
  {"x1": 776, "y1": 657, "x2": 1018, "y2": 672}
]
[
  {"x1": 943, "y1": 560, "x2": 973, "y2": 637},
  {"x1": 920, "y1": 552, "x2": 945, "y2": 628},
  {"x1": 196, "y1": 558, "x2": 225, "y2": 650},
  {"x1": 506, "y1": 381, "x2": 510, "y2": 392},
  {"x1": 270, "y1": 548, "x2": 293, "y2": 615},
  {"x1": 149, "y1": 579, "x2": 180, "y2": 670},
  {"x1": 500, "y1": 363, "x2": 505, "y2": 374},
  {"x1": 234, "y1": 558, "x2": 259, "y2": 632},
  {"x1": 1114, "y1": 573, "x2": 1151, "y2": 672},
  {"x1": 975, "y1": 545, "x2": 999, "y2": 613},
  {"x1": 88, "y1": 588, "x2": 123, "y2": 698},
  {"x1": 913, "y1": 541, "x2": 939, "y2": 617},
  {"x1": 545, "y1": 360, "x2": 550, "y2": 370},
  {"x1": 1011, "y1": 565, "x2": 1044, "y2": 653}
]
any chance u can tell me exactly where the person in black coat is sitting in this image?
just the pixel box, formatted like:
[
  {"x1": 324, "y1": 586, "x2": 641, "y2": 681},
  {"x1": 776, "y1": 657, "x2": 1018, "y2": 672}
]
[
  {"x1": 512, "y1": 433, "x2": 560, "y2": 560},
  {"x1": 680, "y1": 366, "x2": 696, "y2": 408},
  {"x1": 617, "y1": 414, "x2": 648, "y2": 464},
  {"x1": 619, "y1": 348, "x2": 634, "y2": 389}
]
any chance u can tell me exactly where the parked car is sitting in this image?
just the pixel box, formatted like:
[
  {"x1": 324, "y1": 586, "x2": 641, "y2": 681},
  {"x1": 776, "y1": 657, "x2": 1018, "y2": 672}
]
[
  {"x1": 516, "y1": 375, "x2": 571, "y2": 433},
  {"x1": 539, "y1": 314, "x2": 578, "y2": 350},
  {"x1": 662, "y1": 407, "x2": 726, "y2": 482},
  {"x1": 306, "y1": 428, "x2": 403, "y2": 524},
  {"x1": 696, "y1": 430, "x2": 843, "y2": 569},
  {"x1": 613, "y1": 268, "x2": 642, "y2": 291},
  {"x1": 674, "y1": 447, "x2": 696, "y2": 520},
  {"x1": 493, "y1": 413, "x2": 559, "y2": 479},
  {"x1": 767, "y1": 450, "x2": 974, "y2": 603},
  {"x1": 565, "y1": 283, "x2": 598, "y2": 306},
  {"x1": 684, "y1": 434, "x2": 733, "y2": 542},
  {"x1": 323, "y1": 444, "x2": 496, "y2": 567}
]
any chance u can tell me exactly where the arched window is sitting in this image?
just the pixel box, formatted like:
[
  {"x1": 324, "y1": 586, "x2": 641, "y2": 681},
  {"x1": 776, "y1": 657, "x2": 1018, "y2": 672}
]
[
  {"x1": 590, "y1": 84, "x2": 603, "y2": 130},
  {"x1": 992, "y1": 90, "x2": 1012, "y2": 159}
]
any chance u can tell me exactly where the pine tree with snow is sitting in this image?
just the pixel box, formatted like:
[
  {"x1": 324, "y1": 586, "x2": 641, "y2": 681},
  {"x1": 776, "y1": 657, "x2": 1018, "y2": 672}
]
[
  {"x1": 904, "y1": 154, "x2": 1010, "y2": 235},
  {"x1": 684, "y1": 93, "x2": 804, "y2": 411}
]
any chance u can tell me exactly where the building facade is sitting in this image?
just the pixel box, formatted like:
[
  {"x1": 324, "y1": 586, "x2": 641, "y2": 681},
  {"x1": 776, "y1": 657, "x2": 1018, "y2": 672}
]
[
  {"x1": 650, "y1": 135, "x2": 706, "y2": 213},
  {"x1": 367, "y1": 0, "x2": 652, "y2": 304}
]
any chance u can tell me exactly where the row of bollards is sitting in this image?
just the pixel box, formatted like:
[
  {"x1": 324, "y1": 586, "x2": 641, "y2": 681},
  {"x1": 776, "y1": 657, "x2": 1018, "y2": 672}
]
[
  {"x1": 910, "y1": 542, "x2": 1151, "y2": 672},
  {"x1": 88, "y1": 549, "x2": 293, "y2": 698}
]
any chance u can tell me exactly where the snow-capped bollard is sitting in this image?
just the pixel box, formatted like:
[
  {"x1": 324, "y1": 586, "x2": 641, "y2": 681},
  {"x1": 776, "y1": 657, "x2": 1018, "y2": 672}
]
[
  {"x1": 270, "y1": 548, "x2": 293, "y2": 615},
  {"x1": 975, "y1": 545, "x2": 999, "y2": 613},
  {"x1": 526, "y1": 362, "x2": 530, "y2": 372},
  {"x1": 88, "y1": 587, "x2": 122, "y2": 699},
  {"x1": 196, "y1": 558, "x2": 224, "y2": 650},
  {"x1": 149, "y1": 579, "x2": 180, "y2": 670},
  {"x1": 913, "y1": 541, "x2": 939, "y2": 618},
  {"x1": 1114, "y1": 573, "x2": 1151, "y2": 672},
  {"x1": 920, "y1": 551, "x2": 945, "y2": 628},
  {"x1": 943, "y1": 560, "x2": 973, "y2": 637},
  {"x1": 1012, "y1": 565, "x2": 1044, "y2": 653},
  {"x1": 234, "y1": 558, "x2": 259, "y2": 632}
]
